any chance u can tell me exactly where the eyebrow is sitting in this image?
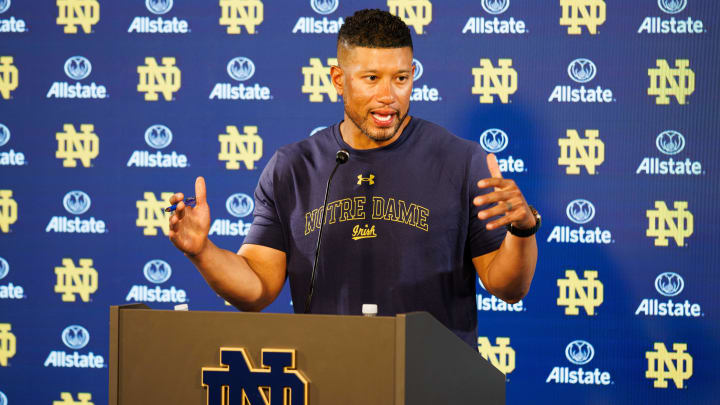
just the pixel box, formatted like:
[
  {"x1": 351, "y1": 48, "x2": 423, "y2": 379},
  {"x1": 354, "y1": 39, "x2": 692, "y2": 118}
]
[{"x1": 358, "y1": 69, "x2": 412, "y2": 74}]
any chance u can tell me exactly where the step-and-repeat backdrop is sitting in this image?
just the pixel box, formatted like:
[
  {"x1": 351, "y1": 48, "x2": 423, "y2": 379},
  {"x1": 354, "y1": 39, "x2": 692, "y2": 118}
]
[{"x1": 1, "y1": 0, "x2": 719, "y2": 404}]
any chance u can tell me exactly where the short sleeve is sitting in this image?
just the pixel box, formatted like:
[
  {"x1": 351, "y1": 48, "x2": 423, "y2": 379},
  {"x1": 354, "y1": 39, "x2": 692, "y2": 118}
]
[
  {"x1": 243, "y1": 152, "x2": 287, "y2": 252},
  {"x1": 467, "y1": 145, "x2": 507, "y2": 257}
]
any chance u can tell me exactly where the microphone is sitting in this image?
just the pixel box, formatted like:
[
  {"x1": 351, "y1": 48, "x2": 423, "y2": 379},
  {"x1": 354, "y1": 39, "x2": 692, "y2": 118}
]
[{"x1": 304, "y1": 149, "x2": 350, "y2": 313}]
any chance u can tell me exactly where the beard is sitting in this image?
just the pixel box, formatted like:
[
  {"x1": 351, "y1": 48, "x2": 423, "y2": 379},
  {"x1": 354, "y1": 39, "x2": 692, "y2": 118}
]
[{"x1": 343, "y1": 102, "x2": 409, "y2": 143}]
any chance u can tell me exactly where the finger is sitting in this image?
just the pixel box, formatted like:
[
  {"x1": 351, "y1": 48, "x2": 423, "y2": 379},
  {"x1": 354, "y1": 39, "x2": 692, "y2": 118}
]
[
  {"x1": 175, "y1": 201, "x2": 186, "y2": 219},
  {"x1": 169, "y1": 192, "x2": 184, "y2": 204},
  {"x1": 195, "y1": 176, "x2": 207, "y2": 206},
  {"x1": 476, "y1": 177, "x2": 508, "y2": 190},
  {"x1": 473, "y1": 190, "x2": 513, "y2": 206},
  {"x1": 487, "y1": 153, "x2": 503, "y2": 179},
  {"x1": 477, "y1": 202, "x2": 514, "y2": 220},
  {"x1": 485, "y1": 213, "x2": 520, "y2": 230}
]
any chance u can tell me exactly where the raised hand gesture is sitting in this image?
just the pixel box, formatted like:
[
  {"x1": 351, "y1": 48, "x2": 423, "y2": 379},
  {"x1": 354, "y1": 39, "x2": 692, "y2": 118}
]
[{"x1": 168, "y1": 176, "x2": 212, "y2": 256}]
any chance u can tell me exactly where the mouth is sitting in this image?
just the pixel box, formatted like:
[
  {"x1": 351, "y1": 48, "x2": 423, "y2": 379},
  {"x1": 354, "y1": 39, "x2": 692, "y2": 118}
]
[{"x1": 370, "y1": 110, "x2": 397, "y2": 128}]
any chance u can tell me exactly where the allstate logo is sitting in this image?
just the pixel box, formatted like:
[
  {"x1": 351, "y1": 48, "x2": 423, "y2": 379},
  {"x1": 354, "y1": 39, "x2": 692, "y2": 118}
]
[
  {"x1": 0, "y1": 123, "x2": 9, "y2": 147},
  {"x1": 146, "y1": 0, "x2": 173, "y2": 15},
  {"x1": 567, "y1": 59, "x2": 596, "y2": 83},
  {"x1": 0, "y1": 256, "x2": 8, "y2": 280},
  {"x1": 63, "y1": 191, "x2": 91, "y2": 215},
  {"x1": 0, "y1": 390, "x2": 7, "y2": 405},
  {"x1": 479, "y1": 129, "x2": 508, "y2": 153},
  {"x1": 0, "y1": 0, "x2": 9, "y2": 14},
  {"x1": 63, "y1": 56, "x2": 92, "y2": 81},
  {"x1": 143, "y1": 259, "x2": 172, "y2": 284},
  {"x1": 565, "y1": 340, "x2": 594, "y2": 365},
  {"x1": 227, "y1": 57, "x2": 256, "y2": 82},
  {"x1": 658, "y1": 0, "x2": 687, "y2": 14},
  {"x1": 655, "y1": 272, "x2": 684, "y2": 297},
  {"x1": 566, "y1": 199, "x2": 595, "y2": 224},
  {"x1": 311, "y1": 0, "x2": 338, "y2": 15},
  {"x1": 61, "y1": 325, "x2": 90, "y2": 350},
  {"x1": 226, "y1": 193, "x2": 254, "y2": 218},
  {"x1": 309, "y1": 126, "x2": 327, "y2": 136},
  {"x1": 412, "y1": 58, "x2": 423, "y2": 81},
  {"x1": 655, "y1": 130, "x2": 685, "y2": 155},
  {"x1": 482, "y1": 0, "x2": 509, "y2": 15},
  {"x1": 144, "y1": 124, "x2": 173, "y2": 149}
]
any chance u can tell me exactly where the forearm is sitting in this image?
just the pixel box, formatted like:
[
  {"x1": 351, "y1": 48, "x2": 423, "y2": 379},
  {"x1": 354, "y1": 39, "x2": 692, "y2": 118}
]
[
  {"x1": 485, "y1": 233, "x2": 538, "y2": 303},
  {"x1": 186, "y1": 239, "x2": 266, "y2": 311}
]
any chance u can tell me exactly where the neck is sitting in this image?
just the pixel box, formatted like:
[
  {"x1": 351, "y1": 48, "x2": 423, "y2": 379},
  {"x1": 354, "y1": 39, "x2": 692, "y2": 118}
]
[{"x1": 340, "y1": 114, "x2": 412, "y2": 150}]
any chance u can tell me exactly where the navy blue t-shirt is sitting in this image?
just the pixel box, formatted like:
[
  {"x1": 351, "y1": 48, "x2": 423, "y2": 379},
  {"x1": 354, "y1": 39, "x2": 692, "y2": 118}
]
[{"x1": 244, "y1": 117, "x2": 506, "y2": 346}]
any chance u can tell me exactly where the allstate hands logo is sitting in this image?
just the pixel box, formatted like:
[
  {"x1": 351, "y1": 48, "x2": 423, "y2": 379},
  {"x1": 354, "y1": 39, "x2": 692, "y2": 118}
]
[
  {"x1": 658, "y1": 0, "x2": 686, "y2": 14},
  {"x1": 479, "y1": 129, "x2": 508, "y2": 153},
  {"x1": 143, "y1": 259, "x2": 172, "y2": 284},
  {"x1": 566, "y1": 199, "x2": 595, "y2": 224},
  {"x1": 63, "y1": 191, "x2": 91, "y2": 215},
  {"x1": 655, "y1": 130, "x2": 685, "y2": 155},
  {"x1": 146, "y1": 0, "x2": 173, "y2": 15},
  {"x1": 311, "y1": 0, "x2": 338, "y2": 15},
  {"x1": 0, "y1": 0, "x2": 10, "y2": 15},
  {"x1": 226, "y1": 193, "x2": 254, "y2": 218},
  {"x1": 567, "y1": 59, "x2": 596, "y2": 83},
  {"x1": 144, "y1": 125, "x2": 173, "y2": 149},
  {"x1": 0, "y1": 124, "x2": 9, "y2": 147},
  {"x1": 0, "y1": 257, "x2": 8, "y2": 280},
  {"x1": 655, "y1": 272, "x2": 684, "y2": 297},
  {"x1": 61, "y1": 325, "x2": 90, "y2": 350},
  {"x1": 64, "y1": 56, "x2": 92, "y2": 81},
  {"x1": 482, "y1": 0, "x2": 509, "y2": 15},
  {"x1": 227, "y1": 57, "x2": 255, "y2": 82},
  {"x1": 565, "y1": 340, "x2": 594, "y2": 365}
]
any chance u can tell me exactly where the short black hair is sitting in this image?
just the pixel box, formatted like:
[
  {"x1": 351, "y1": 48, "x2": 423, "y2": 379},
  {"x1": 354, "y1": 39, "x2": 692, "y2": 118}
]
[{"x1": 338, "y1": 9, "x2": 413, "y2": 51}]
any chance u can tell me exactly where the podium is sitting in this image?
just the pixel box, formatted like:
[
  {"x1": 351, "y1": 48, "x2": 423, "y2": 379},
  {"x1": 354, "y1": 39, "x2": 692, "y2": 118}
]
[{"x1": 109, "y1": 304, "x2": 505, "y2": 404}]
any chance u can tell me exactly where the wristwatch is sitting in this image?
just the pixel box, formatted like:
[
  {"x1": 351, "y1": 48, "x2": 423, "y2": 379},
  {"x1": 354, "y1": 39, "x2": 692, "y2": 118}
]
[{"x1": 506, "y1": 205, "x2": 541, "y2": 237}]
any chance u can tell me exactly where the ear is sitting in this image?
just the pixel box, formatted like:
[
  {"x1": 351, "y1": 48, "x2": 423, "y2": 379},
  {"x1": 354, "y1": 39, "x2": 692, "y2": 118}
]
[{"x1": 330, "y1": 65, "x2": 344, "y2": 96}]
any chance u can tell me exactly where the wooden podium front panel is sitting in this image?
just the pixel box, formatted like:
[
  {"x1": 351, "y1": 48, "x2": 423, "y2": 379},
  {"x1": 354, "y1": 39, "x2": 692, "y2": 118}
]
[{"x1": 114, "y1": 309, "x2": 397, "y2": 405}]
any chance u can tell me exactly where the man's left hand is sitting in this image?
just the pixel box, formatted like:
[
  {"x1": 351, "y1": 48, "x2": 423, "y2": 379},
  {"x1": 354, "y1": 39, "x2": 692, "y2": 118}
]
[{"x1": 473, "y1": 153, "x2": 536, "y2": 231}]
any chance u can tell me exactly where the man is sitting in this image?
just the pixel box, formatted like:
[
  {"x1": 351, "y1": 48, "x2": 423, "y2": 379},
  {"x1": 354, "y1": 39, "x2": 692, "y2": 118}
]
[{"x1": 167, "y1": 9, "x2": 538, "y2": 347}]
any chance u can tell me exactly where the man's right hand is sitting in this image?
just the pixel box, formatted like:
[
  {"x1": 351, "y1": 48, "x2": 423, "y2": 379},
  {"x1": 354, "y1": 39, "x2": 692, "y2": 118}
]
[{"x1": 168, "y1": 176, "x2": 211, "y2": 256}]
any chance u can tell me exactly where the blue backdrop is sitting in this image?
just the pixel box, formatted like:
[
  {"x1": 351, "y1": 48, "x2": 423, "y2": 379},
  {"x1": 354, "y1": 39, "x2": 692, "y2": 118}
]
[{"x1": 1, "y1": 0, "x2": 719, "y2": 404}]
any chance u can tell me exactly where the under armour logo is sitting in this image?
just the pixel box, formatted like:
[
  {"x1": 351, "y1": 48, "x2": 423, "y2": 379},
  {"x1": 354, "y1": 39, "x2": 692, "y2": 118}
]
[{"x1": 357, "y1": 174, "x2": 375, "y2": 185}]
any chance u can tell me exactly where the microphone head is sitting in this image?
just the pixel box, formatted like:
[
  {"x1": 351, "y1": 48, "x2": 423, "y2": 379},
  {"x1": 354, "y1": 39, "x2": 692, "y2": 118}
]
[{"x1": 336, "y1": 149, "x2": 350, "y2": 164}]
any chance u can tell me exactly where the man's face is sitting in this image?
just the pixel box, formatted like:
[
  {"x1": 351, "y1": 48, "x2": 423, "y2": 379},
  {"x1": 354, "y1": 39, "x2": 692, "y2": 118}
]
[{"x1": 335, "y1": 46, "x2": 414, "y2": 142}]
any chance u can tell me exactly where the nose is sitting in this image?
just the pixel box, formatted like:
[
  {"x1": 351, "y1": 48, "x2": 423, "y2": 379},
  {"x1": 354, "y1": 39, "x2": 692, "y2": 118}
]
[{"x1": 376, "y1": 78, "x2": 395, "y2": 104}]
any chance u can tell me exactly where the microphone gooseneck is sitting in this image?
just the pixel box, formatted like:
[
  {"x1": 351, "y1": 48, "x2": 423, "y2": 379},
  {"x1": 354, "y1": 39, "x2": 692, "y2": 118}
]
[{"x1": 304, "y1": 149, "x2": 350, "y2": 313}]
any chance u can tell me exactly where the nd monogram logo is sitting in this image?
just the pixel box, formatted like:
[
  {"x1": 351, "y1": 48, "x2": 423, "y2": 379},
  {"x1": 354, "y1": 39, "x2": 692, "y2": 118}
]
[
  {"x1": 387, "y1": 0, "x2": 432, "y2": 34},
  {"x1": 219, "y1": 0, "x2": 264, "y2": 34},
  {"x1": 54, "y1": 258, "x2": 98, "y2": 302},
  {"x1": 0, "y1": 56, "x2": 18, "y2": 99},
  {"x1": 477, "y1": 337, "x2": 515, "y2": 375},
  {"x1": 471, "y1": 59, "x2": 517, "y2": 104},
  {"x1": 557, "y1": 270, "x2": 603, "y2": 315},
  {"x1": 136, "y1": 192, "x2": 173, "y2": 236},
  {"x1": 53, "y1": 392, "x2": 94, "y2": 405},
  {"x1": 648, "y1": 59, "x2": 695, "y2": 105},
  {"x1": 646, "y1": 343, "x2": 693, "y2": 389},
  {"x1": 302, "y1": 58, "x2": 338, "y2": 102},
  {"x1": 646, "y1": 201, "x2": 693, "y2": 247},
  {"x1": 202, "y1": 348, "x2": 309, "y2": 405},
  {"x1": 558, "y1": 129, "x2": 604, "y2": 175},
  {"x1": 559, "y1": 0, "x2": 606, "y2": 35},
  {"x1": 56, "y1": 0, "x2": 100, "y2": 34},
  {"x1": 137, "y1": 57, "x2": 181, "y2": 101},
  {"x1": 218, "y1": 125, "x2": 263, "y2": 170},
  {"x1": 56, "y1": 124, "x2": 99, "y2": 168},
  {"x1": 0, "y1": 190, "x2": 18, "y2": 234},
  {"x1": 0, "y1": 323, "x2": 16, "y2": 367}
]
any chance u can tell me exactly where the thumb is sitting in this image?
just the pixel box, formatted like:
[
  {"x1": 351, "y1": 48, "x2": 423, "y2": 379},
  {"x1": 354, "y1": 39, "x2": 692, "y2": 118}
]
[
  {"x1": 486, "y1": 153, "x2": 503, "y2": 179},
  {"x1": 195, "y1": 176, "x2": 207, "y2": 206}
]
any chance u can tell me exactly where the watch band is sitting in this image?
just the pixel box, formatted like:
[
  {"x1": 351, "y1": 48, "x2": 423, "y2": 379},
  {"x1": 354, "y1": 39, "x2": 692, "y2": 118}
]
[{"x1": 506, "y1": 205, "x2": 541, "y2": 237}]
